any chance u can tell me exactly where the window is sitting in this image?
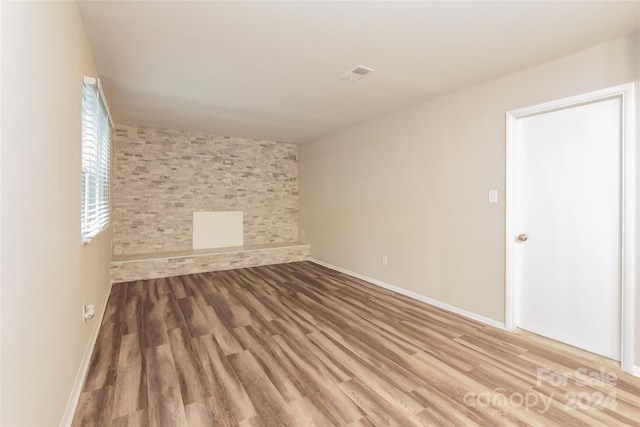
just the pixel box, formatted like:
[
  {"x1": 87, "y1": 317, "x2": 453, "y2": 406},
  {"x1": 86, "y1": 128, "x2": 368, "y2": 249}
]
[{"x1": 81, "y1": 77, "x2": 111, "y2": 243}]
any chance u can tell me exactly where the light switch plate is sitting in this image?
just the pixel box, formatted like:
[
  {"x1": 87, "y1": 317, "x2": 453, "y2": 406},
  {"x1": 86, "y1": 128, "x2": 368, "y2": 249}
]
[{"x1": 489, "y1": 190, "x2": 498, "y2": 203}]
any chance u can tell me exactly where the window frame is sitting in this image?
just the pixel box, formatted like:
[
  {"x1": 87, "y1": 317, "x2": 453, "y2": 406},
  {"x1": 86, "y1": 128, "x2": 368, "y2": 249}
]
[{"x1": 81, "y1": 76, "x2": 113, "y2": 244}]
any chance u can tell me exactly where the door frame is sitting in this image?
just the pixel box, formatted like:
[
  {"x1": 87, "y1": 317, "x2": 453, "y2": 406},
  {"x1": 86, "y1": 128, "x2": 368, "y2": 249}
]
[{"x1": 505, "y1": 83, "x2": 637, "y2": 373}]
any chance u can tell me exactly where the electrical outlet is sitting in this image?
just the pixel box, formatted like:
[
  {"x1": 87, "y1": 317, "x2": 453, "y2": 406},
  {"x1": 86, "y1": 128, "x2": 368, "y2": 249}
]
[
  {"x1": 83, "y1": 304, "x2": 95, "y2": 323},
  {"x1": 382, "y1": 256, "x2": 388, "y2": 266}
]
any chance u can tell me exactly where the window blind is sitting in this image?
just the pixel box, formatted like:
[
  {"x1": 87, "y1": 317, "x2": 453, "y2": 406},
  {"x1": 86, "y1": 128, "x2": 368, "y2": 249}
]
[{"x1": 81, "y1": 78, "x2": 111, "y2": 243}]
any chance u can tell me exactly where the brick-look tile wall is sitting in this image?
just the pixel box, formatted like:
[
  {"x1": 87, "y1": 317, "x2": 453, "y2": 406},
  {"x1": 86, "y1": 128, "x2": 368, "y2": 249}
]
[{"x1": 113, "y1": 125, "x2": 298, "y2": 255}]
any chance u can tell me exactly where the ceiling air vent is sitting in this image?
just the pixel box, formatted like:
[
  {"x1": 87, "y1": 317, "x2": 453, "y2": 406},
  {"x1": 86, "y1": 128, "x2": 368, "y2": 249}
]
[{"x1": 340, "y1": 65, "x2": 375, "y2": 82}]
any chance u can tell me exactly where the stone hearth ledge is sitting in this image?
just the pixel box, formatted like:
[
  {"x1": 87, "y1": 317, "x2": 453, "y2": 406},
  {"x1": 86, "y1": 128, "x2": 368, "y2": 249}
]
[{"x1": 110, "y1": 242, "x2": 310, "y2": 283}]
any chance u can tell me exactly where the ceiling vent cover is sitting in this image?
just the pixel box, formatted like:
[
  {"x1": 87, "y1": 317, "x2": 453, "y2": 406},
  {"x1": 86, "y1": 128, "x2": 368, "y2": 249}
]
[{"x1": 341, "y1": 65, "x2": 375, "y2": 82}]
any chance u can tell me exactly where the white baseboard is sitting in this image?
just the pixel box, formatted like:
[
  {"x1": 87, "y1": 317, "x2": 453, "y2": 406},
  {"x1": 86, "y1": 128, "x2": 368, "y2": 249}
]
[
  {"x1": 59, "y1": 282, "x2": 114, "y2": 427},
  {"x1": 309, "y1": 258, "x2": 505, "y2": 329},
  {"x1": 633, "y1": 365, "x2": 640, "y2": 378}
]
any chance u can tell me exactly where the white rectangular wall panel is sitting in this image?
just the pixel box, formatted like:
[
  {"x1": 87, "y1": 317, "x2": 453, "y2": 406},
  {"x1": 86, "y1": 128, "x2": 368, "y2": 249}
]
[{"x1": 193, "y1": 211, "x2": 243, "y2": 250}]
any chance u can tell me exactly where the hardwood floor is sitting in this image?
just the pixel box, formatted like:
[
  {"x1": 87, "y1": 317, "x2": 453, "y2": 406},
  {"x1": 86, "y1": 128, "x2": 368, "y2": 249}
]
[{"x1": 73, "y1": 261, "x2": 640, "y2": 426}]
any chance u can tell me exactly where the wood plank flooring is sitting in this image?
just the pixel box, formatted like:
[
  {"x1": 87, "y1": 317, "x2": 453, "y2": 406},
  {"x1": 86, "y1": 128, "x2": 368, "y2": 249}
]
[{"x1": 73, "y1": 261, "x2": 640, "y2": 426}]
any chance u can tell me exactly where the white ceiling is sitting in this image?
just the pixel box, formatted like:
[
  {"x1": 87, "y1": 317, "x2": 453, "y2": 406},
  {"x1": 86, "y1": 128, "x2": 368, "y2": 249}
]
[{"x1": 78, "y1": 1, "x2": 640, "y2": 143}]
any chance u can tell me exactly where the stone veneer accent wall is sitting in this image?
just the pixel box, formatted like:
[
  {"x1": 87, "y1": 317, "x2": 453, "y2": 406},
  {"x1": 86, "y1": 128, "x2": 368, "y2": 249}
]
[{"x1": 113, "y1": 124, "x2": 298, "y2": 255}]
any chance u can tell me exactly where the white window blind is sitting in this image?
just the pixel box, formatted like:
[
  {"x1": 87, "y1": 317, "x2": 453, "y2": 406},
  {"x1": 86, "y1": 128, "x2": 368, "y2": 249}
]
[{"x1": 81, "y1": 77, "x2": 111, "y2": 243}]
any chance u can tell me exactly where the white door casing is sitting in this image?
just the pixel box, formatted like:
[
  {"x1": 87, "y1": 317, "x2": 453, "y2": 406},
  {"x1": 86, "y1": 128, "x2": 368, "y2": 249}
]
[{"x1": 505, "y1": 83, "x2": 637, "y2": 373}]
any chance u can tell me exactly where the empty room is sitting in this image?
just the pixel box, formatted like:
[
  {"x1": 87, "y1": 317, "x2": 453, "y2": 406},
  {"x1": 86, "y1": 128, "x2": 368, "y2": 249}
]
[{"x1": 2, "y1": 1, "x2": 640, "y2": 426}]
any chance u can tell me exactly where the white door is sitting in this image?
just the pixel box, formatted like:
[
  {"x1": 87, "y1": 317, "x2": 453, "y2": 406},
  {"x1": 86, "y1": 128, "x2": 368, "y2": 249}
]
[{"x1": 512, "y1": 96, "x2": 623, "y2": 360}]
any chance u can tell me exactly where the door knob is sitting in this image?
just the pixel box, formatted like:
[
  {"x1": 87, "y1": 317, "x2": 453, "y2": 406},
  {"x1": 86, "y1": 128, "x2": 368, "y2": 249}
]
[{"x1": 517, "y1": 234, "x2": 528, "y2": 242}]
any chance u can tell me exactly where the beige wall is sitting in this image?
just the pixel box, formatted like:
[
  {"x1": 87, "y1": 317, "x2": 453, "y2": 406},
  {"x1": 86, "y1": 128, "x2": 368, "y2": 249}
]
[
  {"x1": 113, "y1": 124, "x2": 298, "y2": 255},
  {"x1": 300, "y1": 34, "x2": 639, "y2": 361},
  {"x1": 1, "y1": 2, "x2": 112, "y2": 425}
]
